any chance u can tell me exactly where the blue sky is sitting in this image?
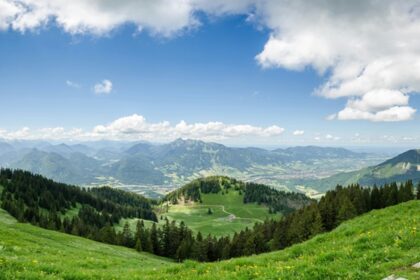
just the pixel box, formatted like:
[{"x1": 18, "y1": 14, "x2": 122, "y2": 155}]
[{"x1": 0, "y1": 1, "x2": 419, "y2": 147}]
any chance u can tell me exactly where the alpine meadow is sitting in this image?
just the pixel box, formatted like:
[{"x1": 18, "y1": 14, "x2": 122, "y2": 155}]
[{"x1": 0, "y1": 1, "x2": 419, "y2": 280}]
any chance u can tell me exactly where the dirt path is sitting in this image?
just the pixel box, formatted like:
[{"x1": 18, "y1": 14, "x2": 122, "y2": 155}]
[{"x1": 198, "y1": 204, "x2": 264, "y2": 223}]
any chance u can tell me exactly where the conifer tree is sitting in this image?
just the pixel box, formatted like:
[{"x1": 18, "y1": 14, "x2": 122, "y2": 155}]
[
  {"x1": 150, "y1": 223, "x2": 160, "y2": 255},
  {"x1": 337, "y1": 196, "x2": 357, "y2": 224},
  {"x1": 121, "y1": 222, "x2": 133, "y2": 248}
]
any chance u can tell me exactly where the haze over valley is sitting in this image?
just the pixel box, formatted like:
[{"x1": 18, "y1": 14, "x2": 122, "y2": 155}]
[{"x1": 0, "y1": 138, "x2": 397, "y2": 197}]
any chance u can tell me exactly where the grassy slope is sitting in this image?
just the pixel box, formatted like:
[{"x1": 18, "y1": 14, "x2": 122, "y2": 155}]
[
  {"x1": 1, "y1": 201, "x2": 419, "y2": 279},
  {"x1": 149, "y1": 200, "x2": 420, "y2": 280},
  {"x1": 0, "y1": 209, "x2": 173, "y2": 280},
  {"x1": 161, "y1": 190, "x2": 278, "y2": 236}
]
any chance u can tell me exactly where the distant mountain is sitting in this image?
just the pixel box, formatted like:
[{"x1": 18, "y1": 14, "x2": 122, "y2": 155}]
[
  {"x1": 11, "y1": 149, "x2": 99, "y2": 184},
  {"x1": 0, "y1": 138, "x2": 388, "y2": 192},
  {"x1": 277, "y1": 146, "x2": 363, "y2": 160},
  {"x1": 302, "y1": 149, "x2": 420, "y2": 191},
  {"x1": 0, "y1": 141, "x2": 14, "y2": 156},
  {"x1": 109, "y1": 156, "x2": 167, "y2": 185}
]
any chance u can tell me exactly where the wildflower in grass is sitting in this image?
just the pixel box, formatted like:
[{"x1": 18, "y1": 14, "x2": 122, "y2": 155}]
[{"x1": 393, "y1": 236, "x2": 401, "y2": 247}]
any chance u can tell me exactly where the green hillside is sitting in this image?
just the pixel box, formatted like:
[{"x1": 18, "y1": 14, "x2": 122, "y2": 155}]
[
  {"x1": 1, "y1": 201, "x2": 419, "y2": 279},
  {"x1": 161, "y1": 190, "x2": 275, "y2": 236},
  {"x1": 153, "y1": 200, "x2": 420, "y2": 280},
  {"x1": 159, "y1": 176, "x2": 311, "y2": 236},
  {"x1": 0, "y1": 208, "x2": 173, "y2": 280}
]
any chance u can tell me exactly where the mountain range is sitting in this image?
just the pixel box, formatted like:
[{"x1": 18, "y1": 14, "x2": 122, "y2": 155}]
[{"x1": 0, "y1": 139, "x2": 390, "y2": 195}]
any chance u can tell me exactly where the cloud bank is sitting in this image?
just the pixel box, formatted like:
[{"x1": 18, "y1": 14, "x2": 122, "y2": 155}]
[
  {"x1": 1, "y1": 0, "x2": 420, "y2": 121},
  {"x1": 0, "y1": 114, "x2": 285, "y2": 141}
]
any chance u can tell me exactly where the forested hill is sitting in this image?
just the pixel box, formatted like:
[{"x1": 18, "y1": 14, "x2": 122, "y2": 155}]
[
  {"x1": 164, "y1": 176, "x2": 312, "y2": 214},
  {"x1": 0, "y1": 169, "x2": 156, "y2": 237}
]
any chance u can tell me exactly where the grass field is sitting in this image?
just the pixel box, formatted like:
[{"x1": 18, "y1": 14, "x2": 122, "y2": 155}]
[
  {"x1": 0, "y1": 208, "x2": 173, "y2": 280},
  {"x1": 160, "y1": 190, "x2": 279, "y2": 236},
  {"x1": 1, "y1": 200, "x2": 419, "y2": 279}
]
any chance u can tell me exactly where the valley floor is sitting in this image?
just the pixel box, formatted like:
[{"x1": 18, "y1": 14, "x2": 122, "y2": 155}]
[{"x1": 0, "y1": 201, "x2": 419, "y2": 279}]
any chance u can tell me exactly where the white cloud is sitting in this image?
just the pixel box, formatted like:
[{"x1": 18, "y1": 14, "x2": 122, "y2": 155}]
[
  {"x1": 1, "y1": 1, "x2": 420, "y2": 121},
  {"x1": 93, "y1": 114, "x2": 285, "y2": 141},
  {"x1": 293, "y1": 130, "x2": 304, "y2": 136},
  {"x1": 254, "y1": 1, "x2": 420, "y2": 121},
  {"x1": 326, "y1": 89, "x2": 416, "y2": 121},
  {"x1": 66, "y1": 80, "x2": 80, "y2": 88},
  {"x1": 5, "y1": 127, "x2": 31, "y2": 139},
  {"x1": 332, "y1": 106, "x2": 416, "y2": 122},
  {"x1": 93, "y1": 79, "x2": 112, "y2": 95},
  {"x1": 0, "y1": 0, "x2": 22, "y2": 30},
  {"x1": 0, "y1": 114, "x2": 285, "y2": 141},
  {"x1": 0, "y1": 0, "x2": 199, "y2": 36}
]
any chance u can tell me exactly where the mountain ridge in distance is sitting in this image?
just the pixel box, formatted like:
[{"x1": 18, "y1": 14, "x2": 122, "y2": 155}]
[
  {"x1": 302, "y1": 149, "x2": 420, "y2": 191},
  {"x1": 0, "y1": 138, "x2": 392, "y2": 195}
]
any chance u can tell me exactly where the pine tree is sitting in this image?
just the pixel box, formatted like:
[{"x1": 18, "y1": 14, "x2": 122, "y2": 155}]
[
  {"x1": 386, "y1": 183, "x2": 399, "y2": 206},
  {"x1": 175, "y1": 239, "x2": 189, "y2": 262},
  {"x1": 337, "y1": 196, "x2": 357, "y2": 224},
  {"x1": 121, "y1": 222, "x2": 133, "y2": 248},
  {"x1": 134, "y1": 220, "x2": 144, "y2": 252},
  {"x1": 150, "y1": 223, "x2": 160, "y2": 255},
  {"x1": 308, "y1": 205, "x2": 324, "y2": 237},
  {"x1": 318, "y1": 192, "x2": 337, "y2": 231},
  {"x1": 192, "y1": 232, "x2": 208, "y2": 262},
  {"x1": 370, "y1": 185, "x2": 381, "y2": 209},
  {"x1": 135, "y1": 238, "x2": 142, "y2": 252},
  {"x1": 398, "y1": 180, "x2": 414, "y2": 202}
]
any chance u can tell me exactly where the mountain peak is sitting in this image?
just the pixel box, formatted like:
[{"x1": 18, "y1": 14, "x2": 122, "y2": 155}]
[{"x1": 380, "y1": 148, "x2": 420, "y2": 166}]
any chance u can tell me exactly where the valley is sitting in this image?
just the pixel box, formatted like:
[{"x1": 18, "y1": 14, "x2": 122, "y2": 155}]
[{"x1": 0, "y1": 139, "x2": 391, "y2": 196}]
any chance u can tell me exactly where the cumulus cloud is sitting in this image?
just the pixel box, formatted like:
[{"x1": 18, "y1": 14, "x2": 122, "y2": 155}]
[
  {"x1": 92, "y1": 114, "x2": 284, "y2": 141},
  {"x1": 293, "y1": 130, "x2": 304, "y2": 136},
  {"x1": 327, "y1": 89, "x2": 416, "y2": 121},
  {"x1": 1, "y1": 1, "x2": 420, "y2": 121},
  {"x1": 330, "y1": 106, "x2": 416, "y2": 122},
  {"x1": 0, "y1": 114, "x2": 285, "y2": 141},
  {"x1": 0, "y1": 0, "x2": 200, "y2": 36},
  {"x1": 254, "y1": 1, "x2": 420, "y2": 121},
  {"x1": 93, "y1": 79, "x2": 112, "y2": 95}
]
